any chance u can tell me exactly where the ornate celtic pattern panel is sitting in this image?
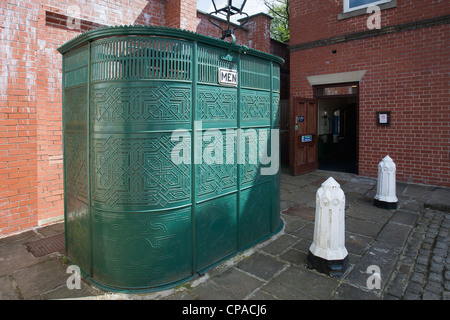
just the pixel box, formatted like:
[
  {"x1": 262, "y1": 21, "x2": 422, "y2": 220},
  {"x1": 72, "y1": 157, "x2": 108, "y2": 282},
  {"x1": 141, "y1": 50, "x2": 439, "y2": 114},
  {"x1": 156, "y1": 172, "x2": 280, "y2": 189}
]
[
  {"x1": 90, "y1": 133, "x2": 191, "y2": 211},
  {"x1": 239, "y1": 183, "x2": 271, "y2": 248},
  {"x1": 92, "y1": 207, "x2": 192, "y2": 288},
  {"x1": 65, "y1": 132, "x2": 88, "y2": 203},
  {"x1": 197, "y1": 129, "x2": 237, "y2": 201},
  {"x1": 90, "y1": 82, "x2": 191, "y2": 131},
  {"x1": 240, "y1": 89, "x2": 271, "y2": 127},
  {"x1": 272, "y1": 92, "x2": 280, "y2": 128},
  {"x1": 197, "y1": 85, "x2": 237, "y2": 128},
  {"x1": 196, "y1": 194, "x2": 237, "y2": 270},
  {"x1": 240, "y1": 128, "x2": 273, "y2": 188}
]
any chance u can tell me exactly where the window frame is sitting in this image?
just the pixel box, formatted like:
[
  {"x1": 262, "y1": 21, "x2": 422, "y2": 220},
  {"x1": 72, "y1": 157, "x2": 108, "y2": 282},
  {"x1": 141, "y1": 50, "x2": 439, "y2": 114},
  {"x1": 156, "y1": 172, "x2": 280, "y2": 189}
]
[{"x1": 343, "y1": 0, "x2": 392, "y2": 13}]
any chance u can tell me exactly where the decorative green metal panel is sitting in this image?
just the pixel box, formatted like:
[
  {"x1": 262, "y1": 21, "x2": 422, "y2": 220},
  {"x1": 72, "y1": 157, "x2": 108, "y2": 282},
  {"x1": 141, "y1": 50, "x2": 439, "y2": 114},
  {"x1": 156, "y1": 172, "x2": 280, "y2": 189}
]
[
  {"x1": 196, "y1": 193, "x2": 237, "y2": 270},
  {"x1": 59, "y1": 26, "x2": 284, "y2": 292}
]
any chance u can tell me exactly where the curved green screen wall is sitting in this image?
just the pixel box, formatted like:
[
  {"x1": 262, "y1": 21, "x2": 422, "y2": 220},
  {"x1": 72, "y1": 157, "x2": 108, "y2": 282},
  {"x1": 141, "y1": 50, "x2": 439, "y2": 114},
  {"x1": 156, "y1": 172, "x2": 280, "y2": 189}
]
[{"x1": 59, "y1": 26, "x2": 283, "y2": 292}]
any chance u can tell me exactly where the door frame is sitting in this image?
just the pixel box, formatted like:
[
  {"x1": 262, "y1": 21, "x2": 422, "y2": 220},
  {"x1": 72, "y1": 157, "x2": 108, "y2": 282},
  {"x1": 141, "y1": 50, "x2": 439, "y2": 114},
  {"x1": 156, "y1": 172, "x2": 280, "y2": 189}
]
[{"x1": 313, "y1": 82, "x2": 360, "y2": 175}]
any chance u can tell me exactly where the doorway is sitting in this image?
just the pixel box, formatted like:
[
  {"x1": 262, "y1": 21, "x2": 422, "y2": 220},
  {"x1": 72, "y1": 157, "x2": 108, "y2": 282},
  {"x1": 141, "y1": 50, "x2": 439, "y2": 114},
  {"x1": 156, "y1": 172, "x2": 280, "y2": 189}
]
[{"x1": 314, "y1": 83, "x2": 359, "y2": 174}]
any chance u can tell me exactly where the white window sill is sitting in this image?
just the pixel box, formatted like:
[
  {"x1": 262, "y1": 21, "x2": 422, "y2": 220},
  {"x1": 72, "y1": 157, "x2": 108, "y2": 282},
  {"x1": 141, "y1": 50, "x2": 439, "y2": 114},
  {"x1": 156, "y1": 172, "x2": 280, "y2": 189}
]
[{"x1": 338, "y1": 0, "x2": 397, "y2": 20}]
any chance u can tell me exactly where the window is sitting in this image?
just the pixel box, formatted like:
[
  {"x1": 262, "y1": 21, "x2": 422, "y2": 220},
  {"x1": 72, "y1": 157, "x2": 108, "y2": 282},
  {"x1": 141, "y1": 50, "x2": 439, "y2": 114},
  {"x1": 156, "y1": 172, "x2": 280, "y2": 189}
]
[{"x1": 344, "y1": 0, "x2": 391, "y2": 13}]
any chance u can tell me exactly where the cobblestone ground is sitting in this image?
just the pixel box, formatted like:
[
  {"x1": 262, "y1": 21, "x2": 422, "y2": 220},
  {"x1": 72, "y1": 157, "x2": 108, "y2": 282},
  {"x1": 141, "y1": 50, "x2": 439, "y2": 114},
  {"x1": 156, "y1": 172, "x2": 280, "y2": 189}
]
[{"x1": 383, "y1": 209, "x2": 450, "y2": 300}]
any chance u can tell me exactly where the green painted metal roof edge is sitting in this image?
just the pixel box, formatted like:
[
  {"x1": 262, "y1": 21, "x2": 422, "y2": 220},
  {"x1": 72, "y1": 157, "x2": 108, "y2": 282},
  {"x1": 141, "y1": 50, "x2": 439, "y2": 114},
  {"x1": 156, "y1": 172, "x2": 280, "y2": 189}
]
[{"x1": 57, "y1": 25, "x2": 284, "y2": 65}]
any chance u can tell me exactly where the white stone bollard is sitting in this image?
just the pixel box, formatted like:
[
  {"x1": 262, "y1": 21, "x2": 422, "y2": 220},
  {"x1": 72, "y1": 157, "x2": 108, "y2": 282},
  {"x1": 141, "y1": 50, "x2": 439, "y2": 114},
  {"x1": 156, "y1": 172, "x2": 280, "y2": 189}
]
[
  {"x1": 374, "y1": 155, "x2": 398, "y2": 210},
  {"x1": 307, "y1": 177, "x2": 348, "y2": 278}
]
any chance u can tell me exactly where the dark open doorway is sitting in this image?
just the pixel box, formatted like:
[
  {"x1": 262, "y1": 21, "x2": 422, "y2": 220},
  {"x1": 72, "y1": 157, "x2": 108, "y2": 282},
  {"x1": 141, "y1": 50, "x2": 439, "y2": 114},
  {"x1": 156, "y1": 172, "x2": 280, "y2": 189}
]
[{"x1": 314, "y1": 83, "x2": 359, "y2": 174}]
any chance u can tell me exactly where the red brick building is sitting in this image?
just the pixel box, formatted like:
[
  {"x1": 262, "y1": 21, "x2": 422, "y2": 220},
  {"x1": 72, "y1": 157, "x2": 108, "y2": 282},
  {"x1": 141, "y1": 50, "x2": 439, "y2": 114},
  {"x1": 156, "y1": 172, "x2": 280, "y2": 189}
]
[
  {"x1": 0, "y1": 0, "x2": 284, "y2": 237},
  {"x1": 289, "y1": 0, "x2": 450, "y2": 186}
]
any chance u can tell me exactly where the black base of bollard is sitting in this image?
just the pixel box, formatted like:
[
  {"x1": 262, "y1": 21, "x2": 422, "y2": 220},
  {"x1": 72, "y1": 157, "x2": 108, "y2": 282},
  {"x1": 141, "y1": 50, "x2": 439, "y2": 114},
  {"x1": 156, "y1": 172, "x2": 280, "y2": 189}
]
[
  {"x1": 306, "y1": 251, "x2": 349, "y2": 279},
  {"x1": 373, "y1": 198, "x2": 398, "y2": 210}
]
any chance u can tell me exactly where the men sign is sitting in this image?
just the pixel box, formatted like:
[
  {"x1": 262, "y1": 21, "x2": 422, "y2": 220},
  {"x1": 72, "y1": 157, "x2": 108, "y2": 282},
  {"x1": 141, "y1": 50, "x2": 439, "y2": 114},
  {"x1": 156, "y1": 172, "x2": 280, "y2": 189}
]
[{"x1": 218, "y1": 68, "x2": 238, "y2": 86}]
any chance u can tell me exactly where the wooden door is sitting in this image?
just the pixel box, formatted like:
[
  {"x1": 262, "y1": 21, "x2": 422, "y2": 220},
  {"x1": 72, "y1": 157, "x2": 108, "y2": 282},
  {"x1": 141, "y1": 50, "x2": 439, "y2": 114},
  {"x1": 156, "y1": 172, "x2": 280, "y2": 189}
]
[{"x1": 290, "y1": 98, "x2": 318, "y2": 175}]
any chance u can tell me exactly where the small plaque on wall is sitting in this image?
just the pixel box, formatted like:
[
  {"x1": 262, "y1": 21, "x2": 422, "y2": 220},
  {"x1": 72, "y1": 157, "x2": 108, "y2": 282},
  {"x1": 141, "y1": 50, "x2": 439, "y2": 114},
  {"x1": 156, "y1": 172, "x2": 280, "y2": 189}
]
[{"x1": 376, "y1": 111, "x2": 391, "y2": 126}]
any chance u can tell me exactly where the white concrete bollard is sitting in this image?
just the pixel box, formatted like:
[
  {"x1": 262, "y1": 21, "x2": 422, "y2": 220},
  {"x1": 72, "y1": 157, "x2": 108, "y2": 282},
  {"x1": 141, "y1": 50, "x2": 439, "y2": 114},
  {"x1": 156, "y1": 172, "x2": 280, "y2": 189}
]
[
  {"x1": 307, "y1": 177, "x2": 348, "y2": 278},
  {"x1": 374, "y1": 155, "x2": 398, "y2": 210}
]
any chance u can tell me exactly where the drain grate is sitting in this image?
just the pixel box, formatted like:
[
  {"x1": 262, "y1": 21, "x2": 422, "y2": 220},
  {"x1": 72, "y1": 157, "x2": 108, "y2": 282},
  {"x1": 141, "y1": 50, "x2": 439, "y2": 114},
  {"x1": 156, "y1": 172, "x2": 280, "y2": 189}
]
[{"x1": 25, "y1": 233, "x2": 65, "y2": 258}]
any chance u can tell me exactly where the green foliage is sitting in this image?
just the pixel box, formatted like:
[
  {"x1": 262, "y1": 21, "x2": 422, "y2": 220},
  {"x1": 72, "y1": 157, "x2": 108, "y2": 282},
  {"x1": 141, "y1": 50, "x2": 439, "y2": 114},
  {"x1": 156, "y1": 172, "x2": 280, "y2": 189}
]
[{"x1": 265, "y1": 0, "x2": 289, "y2": 42}]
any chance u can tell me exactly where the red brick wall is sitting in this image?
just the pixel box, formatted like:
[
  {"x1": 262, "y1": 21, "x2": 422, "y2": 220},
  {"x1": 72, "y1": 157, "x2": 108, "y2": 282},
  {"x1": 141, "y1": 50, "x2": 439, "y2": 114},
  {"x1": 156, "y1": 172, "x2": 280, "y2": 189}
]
[
  {"x1": 0, "y1": 0, "x2": 278, "y2": 237},
  {"x1": 196, "y1": 11, "x2": 250, "y2": 46},
  {"x1": 0, "y1": 0, "x2": 181, "y2": 237},
  {"x1": 290, "y1": 0, "x2": 450, "y2": 45},
  {"x1": 289, "y1": 0, "x2": 450, "y2": 186},
  {"x1": 245, "y1": 13, "x2": 272, "y2": 54},
  {"x1": 165, "y1": 0, "x2": 197, "y2": 31}
]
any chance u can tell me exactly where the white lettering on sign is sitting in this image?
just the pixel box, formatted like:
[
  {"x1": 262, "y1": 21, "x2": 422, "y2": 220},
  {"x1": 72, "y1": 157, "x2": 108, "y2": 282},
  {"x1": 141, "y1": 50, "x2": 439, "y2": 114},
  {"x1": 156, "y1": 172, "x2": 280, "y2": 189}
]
[{"x1": 218, "y1": 68, "x2": 238, "y2": 86}]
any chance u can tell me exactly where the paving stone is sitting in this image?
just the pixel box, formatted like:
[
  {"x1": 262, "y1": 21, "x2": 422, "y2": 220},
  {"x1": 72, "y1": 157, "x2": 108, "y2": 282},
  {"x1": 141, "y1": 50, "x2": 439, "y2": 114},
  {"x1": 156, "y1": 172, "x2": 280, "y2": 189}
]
[
  {"x1": 345, "y1": 239, "x2": 402, "y2": 293},
  {"x1": 279, "y1": 248, "x2": 308, "y2": 266},
  {"x1": 0, "y1": 276, "x2": 18, "y2": 299},
  {"x1": 390, "y1": 210, "x2": 419, "y2": 226},
  {"x1": 237, "y1": 252, "x2": 287, "y2": 281},
  {"x1": 263, "y1": 265, "x2": 339, "y2": 300},
  {"x1": 281, "y1": 189, "x2": 315, "y2": 205},
  {"x1": 445, "y1": 271, "x2": 450, "y2": 281},
  {"x1": 342, "y1": 181, "x2": 374, "y2": 195},
  {"x1": 400, "y1": 200, "x2": 423, "y2": 212},
  {"x1": 423, "y1": 281, "x2": 442, "y2": 295},
  {"x1": 403, "y1": 184, "x2": 432, "y2": 202},
  {"x1": 41, "y1": 280, "x2": 103, "y2": 300},
  {"x1": 392, "y1": 272, "x2": 409, "y2": 288},
  {"x1": 261, "y1": 234, "x2": 299, "y2": 256},
  {"x1": 405, "y1": 282, "x2": 422, "y2": 295},
  {"x1": 291, "y1": 223, "x2": 314, "y2": 240},
  {"x1": 332, "y1": 283, "x2": 379, "y2": 300},
  {"x1": 282, "y1": 204, "x2": 315, "y2": 222},
  {"x1": 416, "y1": 254, "x2": 429, "y2": 266},
  {"x1": 247, "y1": 289, "x2": 278, "y2": 300},
  {"x1": 192, "y1": 268, "x2": 263, "y2": 300},
  {"x1": 346, "y1": 201, "x2": 393, "y2": 225},
  {"x1": 432, "y1": 255, "x2": 445, "y2": 264},
  {"x1": 414, "y1": 263, "x2": 427, "y2": 273},
  {"x1": 397, "y1": 263, "x2": 412, "y2": 275},
  {"x1": 374, "y1": 222, "x2": 412, "y2": 250},
  {"x1": 385, "y1": 284, "x2": 404, "y2": 298},
  {"x1": 293, "y1": 239, "x2": 312, "y2": 253},
  {"x1": 403, "y1": 292, "x2": 420, "y2": 300},
  {"x1": 428, "y1": 272, "x2": 443, "y2": 284},
  {"x1": 444, "y1": 281, "x2": 450, "y2": 291},
  {"x1": 429, "y1": 262, "x2": 444, "y2": 274},
  {"x1": 345, "y1": 232, "x2": 372, "y2": 256},
  {"x1": 422, "y1": 291, "x2": 441, "y2": 300},
  {"x1": 281, "y1": 214, "x2": 309, "y2": 235},
  {"x1": 410, "y1": 272, "x2": 425, "y2": 284},
  {"x1": 280, "y1": 201, "x2": 295, "y2": 211},
  {"x1": 345, "y1": 217, "x2": 383, "y2": 239},
  {"x1": 0, "y1": 234, "x2": 43, "y2": 276},
  {"x1": 13, "y1": 259, "x2": 69, "y2": 300}
]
